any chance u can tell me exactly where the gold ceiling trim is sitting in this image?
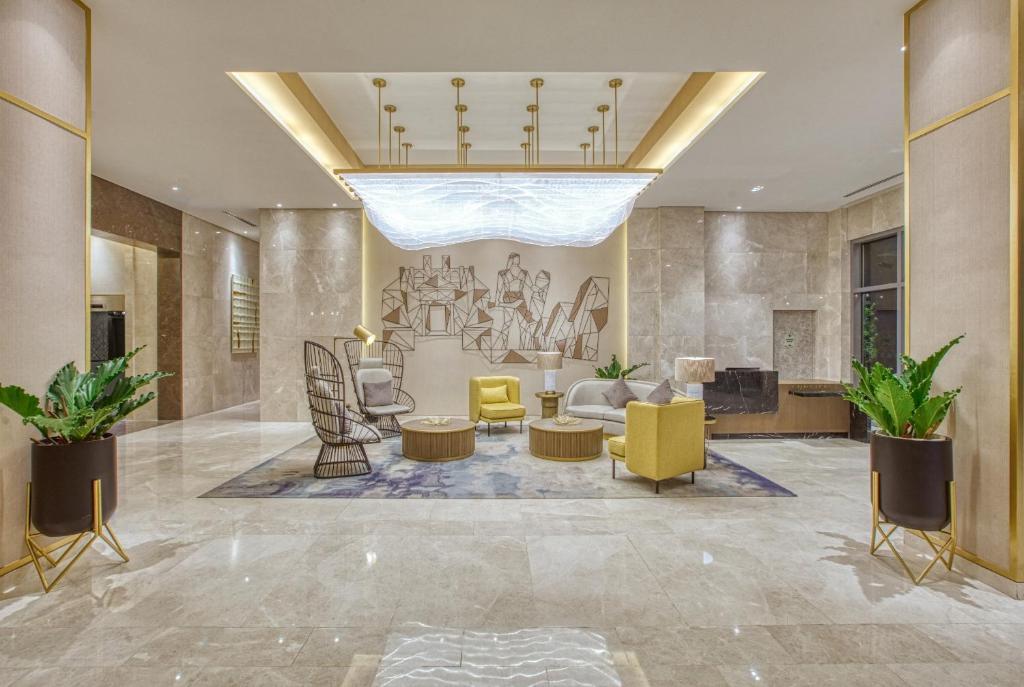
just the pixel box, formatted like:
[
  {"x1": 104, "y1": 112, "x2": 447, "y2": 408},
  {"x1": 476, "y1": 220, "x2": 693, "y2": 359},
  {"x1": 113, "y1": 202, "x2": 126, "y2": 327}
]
[
  {"x1": 277, "y1": 72, "x2": 364, "y2": 168},
  {"x1": 625, "y1": 71, "x2": 764, "y2": 169}
]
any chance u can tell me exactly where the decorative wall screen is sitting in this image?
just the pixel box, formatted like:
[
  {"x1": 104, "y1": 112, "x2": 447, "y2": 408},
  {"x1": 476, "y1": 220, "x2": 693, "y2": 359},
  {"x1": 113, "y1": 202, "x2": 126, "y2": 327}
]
[{"x1": 231, "y1": 274, "x2": 259, "y2": 353}]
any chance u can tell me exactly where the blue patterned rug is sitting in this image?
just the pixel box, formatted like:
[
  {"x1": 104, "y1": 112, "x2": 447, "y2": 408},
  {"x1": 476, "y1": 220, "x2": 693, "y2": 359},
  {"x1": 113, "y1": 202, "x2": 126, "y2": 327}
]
[{"x1": 201, "y1": 429, "x2": 794, "y2": 499}]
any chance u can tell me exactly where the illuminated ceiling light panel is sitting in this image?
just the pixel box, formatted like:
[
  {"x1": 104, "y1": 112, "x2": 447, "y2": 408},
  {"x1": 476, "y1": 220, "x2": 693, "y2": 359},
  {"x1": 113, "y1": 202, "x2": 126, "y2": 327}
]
[{"x1": 341, "y1": 172, "x2": 657, "y2": 249}]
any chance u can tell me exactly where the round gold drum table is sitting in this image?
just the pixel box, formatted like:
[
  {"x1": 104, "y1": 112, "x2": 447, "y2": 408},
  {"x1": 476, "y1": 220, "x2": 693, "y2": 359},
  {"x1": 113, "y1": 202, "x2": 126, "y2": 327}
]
[
  {"x1": 401, "y1": 419, "x2": 476, "y2": 462},
  {"x1": 528, "y1": 418, "x2": 604, "y2": 461}
]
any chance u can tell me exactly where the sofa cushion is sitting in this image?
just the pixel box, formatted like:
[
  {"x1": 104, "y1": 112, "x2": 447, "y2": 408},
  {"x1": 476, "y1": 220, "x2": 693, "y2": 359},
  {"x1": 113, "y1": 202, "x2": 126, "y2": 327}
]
[
  {"x1": 480, "y1": 402, "x2": 525, "y2": 420},
  {"x1": 602, "y1": 407, "x2": 627, "y2": 425},
  {"x1": 602, "y1": 378, "x2": 638, "y2": 409},
  {"x1": 645, "y1": 379, "x2": 674, "y2": 405},
  {"x1": 564, "y1": 404, "x2": 608, "y2": 420},
  {"x1": 607, "y1": 435, "x2": 626, "y2": 458},
  {"x1": 480, "y1": 384, "x2": 510, "y2": 405},
  {"x1": 363, "y1": 379, "x2": 394, "y2": 407}
]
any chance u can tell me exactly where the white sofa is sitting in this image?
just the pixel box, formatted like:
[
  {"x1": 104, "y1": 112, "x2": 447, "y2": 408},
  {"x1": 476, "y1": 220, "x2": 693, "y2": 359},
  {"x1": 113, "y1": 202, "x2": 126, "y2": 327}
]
[{"x1": 564, "y1": 377, "x2": 683, "y2": 435}]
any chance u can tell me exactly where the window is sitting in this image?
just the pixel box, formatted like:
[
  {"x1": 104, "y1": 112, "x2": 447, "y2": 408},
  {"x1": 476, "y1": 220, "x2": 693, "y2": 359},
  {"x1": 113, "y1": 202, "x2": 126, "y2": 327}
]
[{"x1": 852, "y1": 231, "x2": 903, "y2": 372}]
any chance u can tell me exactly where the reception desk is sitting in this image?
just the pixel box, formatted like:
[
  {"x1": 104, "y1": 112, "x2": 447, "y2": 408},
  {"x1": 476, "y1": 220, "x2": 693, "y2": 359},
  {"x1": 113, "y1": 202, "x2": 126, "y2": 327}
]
[{"x1": 707, "y1": 376, "x2": 850, "y2": 438}]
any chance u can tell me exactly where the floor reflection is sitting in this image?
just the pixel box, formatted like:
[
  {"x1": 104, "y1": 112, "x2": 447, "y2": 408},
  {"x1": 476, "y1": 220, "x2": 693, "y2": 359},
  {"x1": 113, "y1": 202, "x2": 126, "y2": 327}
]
[{"x1": 373, "y1": 624, "x2": 624, "y2": 686}]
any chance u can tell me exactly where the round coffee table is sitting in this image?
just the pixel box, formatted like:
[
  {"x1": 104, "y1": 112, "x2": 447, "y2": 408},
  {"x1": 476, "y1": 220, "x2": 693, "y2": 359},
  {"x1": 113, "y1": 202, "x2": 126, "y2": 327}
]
[
  {"x1": 401, "y1": 419, "x2": 476, "y2": 462},
  {"x1": 528, "y1": 418, "x2": 604, "y2": 461}
]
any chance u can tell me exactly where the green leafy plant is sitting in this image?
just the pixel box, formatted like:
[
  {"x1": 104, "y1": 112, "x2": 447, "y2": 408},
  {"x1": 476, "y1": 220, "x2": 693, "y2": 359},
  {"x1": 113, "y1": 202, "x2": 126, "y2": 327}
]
[
  {"x1": 843, "y1": 335, "x2": 963, "y2": 439},
  {"x1": 594, "y1": 354, "x2": 649, "y2": 380},
  {"x1": 0, "y1": 347, "x2": 172, "y2": 444},
  {"x1": 861, "y1": 296, "x2": 879, "y2": 365}
]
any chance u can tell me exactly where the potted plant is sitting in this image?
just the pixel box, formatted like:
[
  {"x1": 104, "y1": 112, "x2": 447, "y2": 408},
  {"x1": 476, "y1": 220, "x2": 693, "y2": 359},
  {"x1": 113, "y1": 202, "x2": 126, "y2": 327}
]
[
  {"x1": 594, "y1": 354, "x2": 649, "y2": 380},
  {"x1": 843, "y1": 335, "x2": 963, "y2": 532},
  {"x1": 0, "y1": 348, "x2": 171, "y2": 537}
]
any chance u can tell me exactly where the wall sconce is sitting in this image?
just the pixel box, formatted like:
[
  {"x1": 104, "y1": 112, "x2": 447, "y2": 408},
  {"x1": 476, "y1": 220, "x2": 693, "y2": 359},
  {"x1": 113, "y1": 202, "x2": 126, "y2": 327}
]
[{"x1": 353, "y1": 324, "x2": 377, "y2": 346}]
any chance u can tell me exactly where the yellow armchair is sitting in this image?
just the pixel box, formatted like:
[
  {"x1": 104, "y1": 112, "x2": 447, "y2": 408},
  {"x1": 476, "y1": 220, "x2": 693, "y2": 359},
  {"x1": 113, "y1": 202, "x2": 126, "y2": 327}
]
[
  {"x1": 469, "y1": 376, "x2": 527, "y2": 435},
  {"x1": 608, "y1": 396, "x2": 705, "y2": 493}
]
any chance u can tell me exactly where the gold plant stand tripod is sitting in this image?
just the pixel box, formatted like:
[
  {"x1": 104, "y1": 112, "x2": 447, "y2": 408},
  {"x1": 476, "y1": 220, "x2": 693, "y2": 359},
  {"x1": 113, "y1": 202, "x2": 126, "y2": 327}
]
[{"x1": 24, "y1": 479, "x2": 129, "y2": 593}]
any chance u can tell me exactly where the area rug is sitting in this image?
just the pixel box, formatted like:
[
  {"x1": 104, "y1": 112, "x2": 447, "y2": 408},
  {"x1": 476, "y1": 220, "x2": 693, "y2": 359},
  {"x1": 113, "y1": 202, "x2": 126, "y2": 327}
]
[{"x1": 201, "y1": 429, "x2": 794, "y2": 499}]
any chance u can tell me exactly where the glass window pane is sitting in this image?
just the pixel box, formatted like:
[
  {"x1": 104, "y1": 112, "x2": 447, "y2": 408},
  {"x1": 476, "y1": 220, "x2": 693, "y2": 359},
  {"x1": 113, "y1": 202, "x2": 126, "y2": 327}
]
[
  {"x1": 862, "y1": 235, "x2": 898, "y2": 286},
  {"x1": 859, "y1": 288, "x2": 899, "y2": 370}
]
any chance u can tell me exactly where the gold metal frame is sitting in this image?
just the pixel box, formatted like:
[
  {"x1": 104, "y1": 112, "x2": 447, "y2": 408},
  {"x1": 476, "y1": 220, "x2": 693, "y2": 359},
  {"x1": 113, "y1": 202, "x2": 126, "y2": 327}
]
[
  {"x1": 0, "y1": 0, "x2": 93, "y2": 579},
  {"x1": 870, "y1": 472, "x2": 956, "y2": 585},
  {"x1": 904, "y1": 0, "x2": 1024, "y2": 584},
  {"x1": 23, "y1": 480, "x2": 129, "y2": 593}
]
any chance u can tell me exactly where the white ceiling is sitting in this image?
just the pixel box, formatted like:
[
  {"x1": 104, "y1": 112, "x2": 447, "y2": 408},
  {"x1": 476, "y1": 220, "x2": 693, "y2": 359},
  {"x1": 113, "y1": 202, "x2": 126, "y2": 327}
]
[
  {"x1": 88, "y1": 0, "x2": 908, "y2": 240},
  {"x1": 304, "y1": 72, "x2": 687, "y2": 166}
]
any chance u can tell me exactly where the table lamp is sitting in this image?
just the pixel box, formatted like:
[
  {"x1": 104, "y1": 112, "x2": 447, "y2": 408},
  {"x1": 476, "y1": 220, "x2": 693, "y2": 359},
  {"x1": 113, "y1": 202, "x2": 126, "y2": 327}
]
[
  {"x1": 353, "y1": 324, "x2": 377, "y2": 346},
  {"x1": 536, "y1": 351, "x2": 563, "y2": 393},
  {"x1": 675, "y1": 356, "x2": 715, "y2": 399}
]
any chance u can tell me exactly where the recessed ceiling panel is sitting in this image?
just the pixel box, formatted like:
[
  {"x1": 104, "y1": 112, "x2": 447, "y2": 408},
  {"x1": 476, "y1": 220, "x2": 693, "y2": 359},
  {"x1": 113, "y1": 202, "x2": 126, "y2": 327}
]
[{"x1": 302, "y1": 72, "x2": 688, "y2": 165}]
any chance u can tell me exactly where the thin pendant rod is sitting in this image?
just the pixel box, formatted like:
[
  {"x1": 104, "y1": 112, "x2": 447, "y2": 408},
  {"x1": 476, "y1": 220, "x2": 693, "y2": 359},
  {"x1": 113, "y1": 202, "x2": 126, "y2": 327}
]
[
  {"x1": 372, "y1": 78, "x2": 386, "y2": 166},
  {"x1": 452, "y1": 77, "x2": 465, "y2": 166},
  {"x1": 384, "y1": 105, "x2": 396, "y2": 166},
  {"x1": 598, "y1": 105, "x2": 609, "y2": 165},
  {"x1": 588, "y1": 125, "x2": 598, "y2": 166},
  {"x1": 403, "y1": 142, "x2": 412, "y2": 166},
  {"x1": 609, "y1": 78, "x2": 622, "y2": 166},
  {"x1": 530, "y1": 78, "x2": 543, "y2": 165}
]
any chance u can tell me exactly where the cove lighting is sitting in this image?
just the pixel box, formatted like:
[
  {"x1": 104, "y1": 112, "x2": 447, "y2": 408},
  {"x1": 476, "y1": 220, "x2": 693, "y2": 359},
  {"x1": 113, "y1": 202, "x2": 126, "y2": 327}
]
[{"x1": 340, "y1": 171, "x2": 657, "y2": 249}]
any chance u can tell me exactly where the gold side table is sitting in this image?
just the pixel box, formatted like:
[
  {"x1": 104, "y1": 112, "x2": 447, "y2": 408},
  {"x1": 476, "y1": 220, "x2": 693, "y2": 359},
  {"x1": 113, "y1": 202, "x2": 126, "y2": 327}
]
[{"x1": 535, "y1": 391, "x2": 564, "y2": 419}]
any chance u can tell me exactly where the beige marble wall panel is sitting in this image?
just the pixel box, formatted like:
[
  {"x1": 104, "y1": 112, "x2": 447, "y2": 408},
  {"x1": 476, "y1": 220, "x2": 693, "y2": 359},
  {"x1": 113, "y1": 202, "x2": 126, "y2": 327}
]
[
  {"x1": 0, "y1": 0, "x2": 87, "y2": 129},
  {"x1": 656, "y1": 207, "x2": 704, "y2": 379},
  {"x1": 0, "y1": 98, "x2": 86, "y2": 565},
  {"x1": 259, "y1": 209, "x2": 362, "y2": 421},
  {"x1": 908, "y1": 0, "x2": 1010, "y2": 132},
  {"x1": 181, "y1": 214, "x2": 260, "y2": 417},
  {"x1": 704, "y1": 212, "x2": 829, "y2": 373},
  {"x1": 132, "y1": 245, "x2": 159, "y2": 420},
  {"x1": 909, "y1": 98, "x2": 1011, "y2": 570},
  {"x1": 773, "y1": 310, "x2": 816, "y2": 379}
]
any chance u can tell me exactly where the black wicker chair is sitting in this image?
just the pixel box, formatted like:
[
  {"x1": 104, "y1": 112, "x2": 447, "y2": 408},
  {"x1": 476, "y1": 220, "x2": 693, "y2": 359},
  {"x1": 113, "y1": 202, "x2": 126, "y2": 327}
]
[
  {"x1": 341, "y1": 338, "x2": 416, "y2": 438},
  {"x1": 303, "y1": 341, "x2": 381, "y2": 478}
]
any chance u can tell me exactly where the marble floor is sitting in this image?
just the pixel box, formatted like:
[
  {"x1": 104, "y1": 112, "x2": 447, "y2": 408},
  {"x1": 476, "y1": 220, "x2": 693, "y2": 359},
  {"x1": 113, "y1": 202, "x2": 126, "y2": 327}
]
[{"x1": 1, "y1": 403, "x2": 1022, "y2": 686}]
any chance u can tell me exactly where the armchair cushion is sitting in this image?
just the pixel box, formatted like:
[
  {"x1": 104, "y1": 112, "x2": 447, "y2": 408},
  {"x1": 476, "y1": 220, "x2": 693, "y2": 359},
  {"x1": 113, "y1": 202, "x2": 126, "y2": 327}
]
[
  {"x1": 364, "y1": 402, "x2": 411, "y2": 417},
  {"x1": 363, "y1": 379, "x2": 394, "y2": 407},
  {"x1": 479, "y1": 402, "x2": 526, "y2": 421},
  {"x1": 607, "y1": 435, "x2": 626, "y2": 458},
  {"x1": 355, "y1": 367, "x2": 393, "y2": 406},
  {"x1": 480, "y1": 384, "x2": 510, "y2": 405},
  {"x1": 602, "y1": 378, "x2": 638, "y2": 409}
]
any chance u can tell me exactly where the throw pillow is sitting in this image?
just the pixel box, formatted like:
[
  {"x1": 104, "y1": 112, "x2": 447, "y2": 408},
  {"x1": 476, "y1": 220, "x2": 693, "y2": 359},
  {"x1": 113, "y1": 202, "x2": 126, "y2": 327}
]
[
  {"x1": 363, "y1": 379, "x2": 393, "y2": 407},
  {"x1": 645, "y1": 379, "x2": 674, "y2": 405},
  {"x1": 480, "y1": 384, "x2": 509, "y2": 404},
  {"x1": 602, "y1": 378, "x2": 638, "y2": 409}
]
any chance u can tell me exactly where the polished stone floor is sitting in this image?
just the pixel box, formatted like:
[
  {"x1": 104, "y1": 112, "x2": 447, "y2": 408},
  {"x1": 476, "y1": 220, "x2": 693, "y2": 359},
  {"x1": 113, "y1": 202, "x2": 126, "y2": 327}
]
[{"x1": 1, "y1": 403, "x2": 1022, "y2": 686}]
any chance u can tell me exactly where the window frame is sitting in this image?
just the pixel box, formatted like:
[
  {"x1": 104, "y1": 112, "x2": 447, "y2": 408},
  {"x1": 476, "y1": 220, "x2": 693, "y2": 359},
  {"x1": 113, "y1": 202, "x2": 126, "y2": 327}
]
[{"x1": 851, "y1": 228, "x2": 904, "y2": 373}]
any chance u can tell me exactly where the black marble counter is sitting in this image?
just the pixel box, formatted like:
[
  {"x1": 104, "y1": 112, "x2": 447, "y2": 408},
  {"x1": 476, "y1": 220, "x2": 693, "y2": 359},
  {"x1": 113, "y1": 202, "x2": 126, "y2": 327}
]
[{"x1": 703, "y1": 369, "x2": 779, "y2": 415}]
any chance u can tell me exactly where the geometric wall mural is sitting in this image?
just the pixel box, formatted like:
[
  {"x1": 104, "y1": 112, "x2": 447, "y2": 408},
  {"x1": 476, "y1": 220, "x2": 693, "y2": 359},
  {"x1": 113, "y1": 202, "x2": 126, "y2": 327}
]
[{"x1": 380, "y1": 252, "x2": 609, "y2": 363}]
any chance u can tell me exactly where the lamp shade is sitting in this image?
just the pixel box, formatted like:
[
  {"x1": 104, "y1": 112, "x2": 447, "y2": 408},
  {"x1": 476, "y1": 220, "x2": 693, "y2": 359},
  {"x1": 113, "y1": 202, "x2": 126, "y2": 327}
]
[
  {"x1": 536, "y1": 351, "x2": 563, "y2": 370},
  {"x1": 353, "y1": 324, "x2": 377, "y2": 346},
  {"x1": 675, "y1": 357, "x2": 715, "y2": 384}
]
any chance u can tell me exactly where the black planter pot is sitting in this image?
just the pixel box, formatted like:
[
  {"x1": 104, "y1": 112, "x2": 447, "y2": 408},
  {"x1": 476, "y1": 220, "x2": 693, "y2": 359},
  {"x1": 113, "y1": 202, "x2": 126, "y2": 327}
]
[
  {"x1": 870, "y1": 432, "x2": 953, "y2": 531},
  {"x1": 30, "y1": 434, "x2": 118, "y2": 537}
]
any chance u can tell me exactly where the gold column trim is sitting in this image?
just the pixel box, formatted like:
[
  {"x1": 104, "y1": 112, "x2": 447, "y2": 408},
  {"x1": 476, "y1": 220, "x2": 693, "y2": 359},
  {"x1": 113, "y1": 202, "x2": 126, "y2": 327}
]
[
  {"x1": 905, "y1": 0, "x2": 1024, "y2": 583},
  {"x1": 0, "y1": 90, "x2": 87, "y2": 139},
  {"x1": 907, "y1": 88, "x2": 1011, "y2": 142}
]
